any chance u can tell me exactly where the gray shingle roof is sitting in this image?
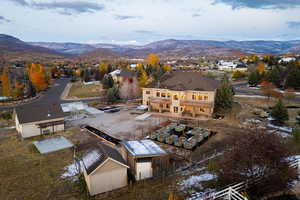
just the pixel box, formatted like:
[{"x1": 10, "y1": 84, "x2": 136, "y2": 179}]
[
  {"x1": 15, "y1": 103, "x2": 65, "y2": 124},
  {"x1": 82, "y1": 142, "x2": 128, "y2": 175},
  {"x1": 145, "y1": 71, "x2": 219, "y2": 91}
]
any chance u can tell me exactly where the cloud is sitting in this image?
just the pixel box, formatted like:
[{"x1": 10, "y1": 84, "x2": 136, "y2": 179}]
[
  {"x1": 6, "y1": 0, "x2": 104, "y2": 15},
  {"x1": 135, "y1": 30, "x2": 155, "y2": 34},
  {"x1": 0, "y1": 16, "x2": 11, "y2": 23},
  {"x1": 114, "y1": 15, "x2": 142, "y2": 20},
  {"x1": 192, "y1": 13, "x2": 201, "y2": 17},
  {"x1": 287, "y1": 21, "x2": 300, "y2": 29},
  {"x1": 213, "y1": 0, "x2": 300, "y2": 9}
]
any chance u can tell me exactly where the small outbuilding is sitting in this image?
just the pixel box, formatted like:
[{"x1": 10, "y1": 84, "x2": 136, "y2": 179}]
[
  {"x1": 15, "y1": 104, "x2": 65, "y2": 138},
  {"x1": 120, "y1": 140, "x2": 168, "y2": 181},
  {"x1": 82, "y1": 142, "x2": 129, "y2": 196}
]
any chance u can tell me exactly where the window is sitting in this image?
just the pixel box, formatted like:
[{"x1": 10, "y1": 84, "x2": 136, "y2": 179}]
[
  {"x1": 167, "y1": 93, "x2": 171, "y2": 98},
  {"x1": 166, "y1": 104, "x2": 170, "y2": 108},
  {"x1": 161, "y1": 93, "x2": 166, "y2": 98},
  {"x1": 204, "y1": 96, "x2": 208, "y2": 101},
  {"x1": 173, "y1": 95, "x2": 178, "y2": 100},
  {"x1": 198, "y1": 95, "x2": 203, "y2": 101},
  {"x1": 173, "y1": 107, "x2": 178, "y2": 113},
  {"x1": 146, "y1": 91, "x2": 150, "y2": 95},
  {"x1": 180, "y1": 107, "x2": 183, "y2": 112},
  {"x1": 156, "y1": 92, "x2": 160, "y2": 97},
  {"x1": 146, "y1": 101, "x2": 149, "y2": 106},
  {"x1": 42, "y1": 129, "x2": 50, "y2": 135},
  {"x1": 200, "y1": 108, "x2": 205, "y2": 112},
  {"x1": 192, "y1": 94, "x2": 196, "y2": 100}
]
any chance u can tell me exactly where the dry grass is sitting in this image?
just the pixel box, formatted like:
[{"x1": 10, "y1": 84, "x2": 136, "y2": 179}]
[
  {"x1": 68, "y1": 82, "x2": 104, "y2": 98},
  {"x1": 0, "y1": 131, "x2": 79, "y2": 200}
]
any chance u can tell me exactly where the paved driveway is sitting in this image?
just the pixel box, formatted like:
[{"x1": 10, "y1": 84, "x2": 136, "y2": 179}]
[{"x1": 0, "y1": 78, "x2": 101, "y2": 111}]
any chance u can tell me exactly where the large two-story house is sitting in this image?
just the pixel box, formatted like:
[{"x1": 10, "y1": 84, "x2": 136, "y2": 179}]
[{"x1": 142, "y1": 71, "x2": 219, "y2": 119}]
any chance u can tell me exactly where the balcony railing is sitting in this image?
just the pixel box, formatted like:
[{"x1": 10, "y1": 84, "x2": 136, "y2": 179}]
[
  {"x1": 180, "y1": 100, "x2": 213, "y2": 107},
  {"x1": 149, "y1": 97, "x2": 171, "y2": 104}
]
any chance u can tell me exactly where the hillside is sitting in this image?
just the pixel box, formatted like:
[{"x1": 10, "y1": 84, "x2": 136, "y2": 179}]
[
  {"x1": 0, "y1": 34, "x2": 65, "y2": 62},
  {"x1": 31, "y1": 39, "x2": 300, "y2": 59}
]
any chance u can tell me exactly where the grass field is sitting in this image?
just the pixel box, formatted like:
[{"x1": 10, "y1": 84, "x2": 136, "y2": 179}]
[
  {"x1": 0, "y1": 131, "x2": 79, "y2": 200},
  {"x1": 68, "y1": 82, "x2": 104, "y2": 98}
]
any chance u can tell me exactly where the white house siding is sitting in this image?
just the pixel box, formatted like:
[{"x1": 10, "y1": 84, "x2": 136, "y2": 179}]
[
  {"x1": 16, "y1": 117, "x2": 65, "y2": 138},
  {"x1": 88, "y1": 160, "x2": 128, "y2": 196}
]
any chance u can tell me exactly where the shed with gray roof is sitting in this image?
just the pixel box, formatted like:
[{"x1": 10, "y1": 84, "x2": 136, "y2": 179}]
[{"x1": 82, "y1": 142, "x2": 129, "y2": 196}]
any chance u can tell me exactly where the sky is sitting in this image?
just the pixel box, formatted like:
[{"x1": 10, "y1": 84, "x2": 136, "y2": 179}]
[{"x1": 0, "y1": 0, "x2": 300, "y2": 45}]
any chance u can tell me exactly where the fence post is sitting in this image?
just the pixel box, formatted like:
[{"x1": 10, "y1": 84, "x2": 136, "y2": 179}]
[{"x1": 228, "y1": 187, "x2": 232, "y2": 200}]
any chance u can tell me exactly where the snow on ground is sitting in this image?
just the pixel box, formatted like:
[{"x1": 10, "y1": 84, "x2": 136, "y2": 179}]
[
  {"x1": 180, "y1": 173, "x2": 217, "y2": 189},
  {"x1": 61, "y1": 161, "x2": 83, "y2": 179},
  {"x1": 267, "y1": 124, "x2": 293, "y2": 133},
  {"x1": 267, "y1": 130, "x2": 291, "y2": 138}
]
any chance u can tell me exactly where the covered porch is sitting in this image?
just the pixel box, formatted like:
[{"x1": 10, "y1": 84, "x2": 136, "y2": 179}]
[{"x1": 149, "y1": 97, "x2": 171, "y2": 113}]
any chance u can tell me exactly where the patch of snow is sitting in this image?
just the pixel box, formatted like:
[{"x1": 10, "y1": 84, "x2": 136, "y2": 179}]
[
  {"x1": 61, "y1": 161, "x2": 83, "y2": 179},
  {"x1": 267, "y1": 130, "x2": 291, "y2": 138},
  {"x1": 180, "y1": 173, "x2": 216, "y2": 189},
  {"x1": 246, "y1": 119, "x2": 261, "y2": 124},
  {"x1": 267, "y1": 124, "x2": 293, "y2": 133}
]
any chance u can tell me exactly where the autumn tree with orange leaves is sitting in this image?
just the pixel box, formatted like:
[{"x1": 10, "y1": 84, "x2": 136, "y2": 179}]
[
  {"x1": 260, "y1": 80, "x2": 282, "y2": 100},
  {"x1": 12, "y1": 79, "x2": 24, "y2": 99},
  {"x1": 28, "y1": 63, "x2": 48, "y2": 91},
  {"x1": 0, "y1": 68, "x2": 11, "y2": 97},
  {"x1": 147, "y1": 53, "x2": 160, "y2": 66},
  {"x1": 256, "y1": 63, "x2": 266, "y2": 73}
]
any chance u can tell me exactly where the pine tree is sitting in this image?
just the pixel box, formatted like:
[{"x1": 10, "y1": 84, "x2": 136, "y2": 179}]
[
  {"x1": 268, "y1": 66, "x2": 281, "y2": 87},
  {"x1": 214, "y1": 74, "x2": 234, "y2": 112},
  {"x1": 102, "y1": 74, "x2": 114, "y2": 89},
  {"x1": 285, "y1": 67, "x2": 300, "y2": 89},
  {"x1": 248, "y1": 70, "x2": 260, "y2": 86},
  {"x1": 292, "y1": 127, "x2": 300, "y2": 143},
  {"x1": 296, "y1": 111, "x2": 300, "y2": 126},
  {"x1": 107, "y1": 86, "x2": 119, "y2": 103},
  {"x1": 270, "y1": 99, "x2": 289, "y2": 125}
]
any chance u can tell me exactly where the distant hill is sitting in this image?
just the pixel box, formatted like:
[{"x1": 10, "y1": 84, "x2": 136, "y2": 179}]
[
  {"x1": 0, "y1": 34, "x2": 66, "y2": 62},
  {"x1": 77, "y1": 48, "x2": 120, "y2": 62},
  {"x1": 1, "y1": 34, "x2": 300, "y2": 62},
  {"x1": 30, "y1": 39, "x2": 300, "y2": 59}
]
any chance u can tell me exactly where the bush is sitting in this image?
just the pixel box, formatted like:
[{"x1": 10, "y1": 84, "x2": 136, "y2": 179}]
[
  {"x1": 0, "y1": 111, "x2": 12, "y2": 120},
  {"x1": 232, "y1": 71, "x2": 246, "y2": 79}
]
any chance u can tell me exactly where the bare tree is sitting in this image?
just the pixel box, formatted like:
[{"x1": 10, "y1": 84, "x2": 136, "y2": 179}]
[{"x1": 216, "y1": 130, "x2": 297, "y2": 198}]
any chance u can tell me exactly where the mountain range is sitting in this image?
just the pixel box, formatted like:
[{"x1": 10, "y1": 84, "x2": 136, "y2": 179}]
[{"x1": 1, "y1": 34, "x2": 300, "y2": 62}]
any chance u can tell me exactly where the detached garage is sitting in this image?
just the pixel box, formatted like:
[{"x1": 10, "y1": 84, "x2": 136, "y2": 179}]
[
  {"x1": 120, "y1": 140, "x2": 168, "y2": 181},
  {"x1": 82, "y1": 142, "x2": 129, "y2": 196},
  {"x1": 15, "y1": 104, "x2": 65, "y2": 138}
]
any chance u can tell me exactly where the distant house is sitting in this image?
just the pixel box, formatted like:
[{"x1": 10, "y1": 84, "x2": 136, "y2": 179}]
[
  {"x1": 82, "y1": 142, "x2": 129, "y2": 196},
  {"x1": 120, "y1": 140, "x2": 168, "y2": 181},
  {"x1": 15, "y1": 104, "x2": 65, "y2": 138},
  {"x1": 142, "y1": 71, "x2": 219, "y2": 119},
  {"x1": 279, "y1": 57, "x2": 296, "y2": 63}
]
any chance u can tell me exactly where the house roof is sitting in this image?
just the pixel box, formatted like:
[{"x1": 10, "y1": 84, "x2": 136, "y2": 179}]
[
  {"x1": 15, "y1": 103, "x2": 65, "y2": 124},
  {"x1": 119, "y1": 69, "x2": 136, "y2": 78},
  {"x1": 82, "y1": 142, "x2": 128, "y2": 175},
  {"x1": 145, "y1": 71, "x2": 219, "y2": 91},
  {"x1": 121, "y1": 140, "x2": 167, "y2": 157}
]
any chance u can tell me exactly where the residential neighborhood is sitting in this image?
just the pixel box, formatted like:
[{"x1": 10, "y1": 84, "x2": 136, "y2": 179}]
[{"x1": 1, "y1": 1, "x2": 300, "y2": 200}]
